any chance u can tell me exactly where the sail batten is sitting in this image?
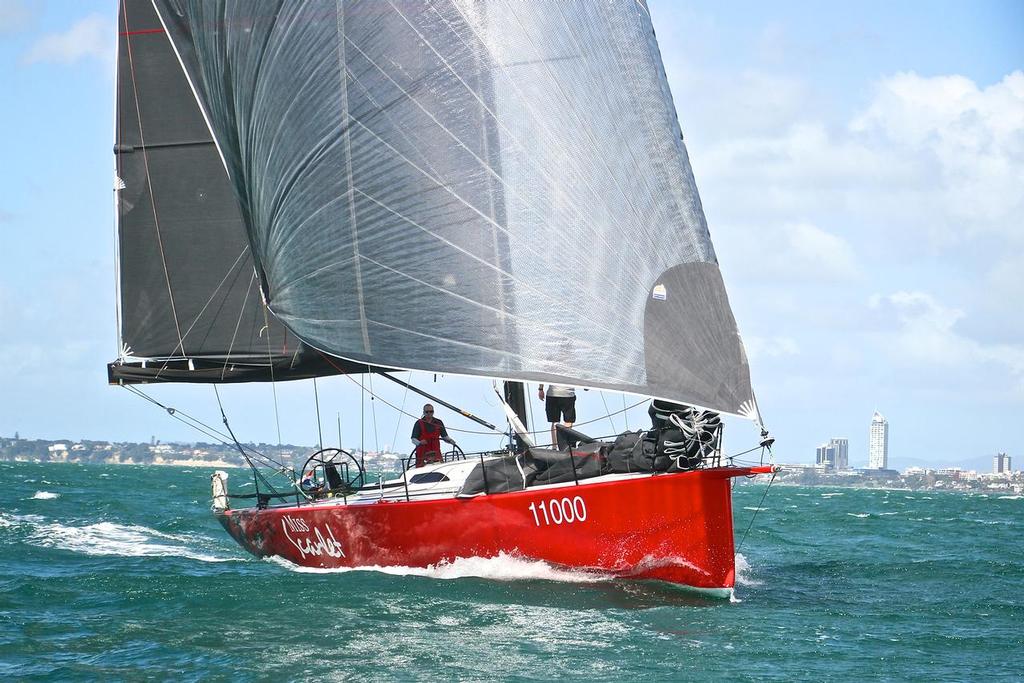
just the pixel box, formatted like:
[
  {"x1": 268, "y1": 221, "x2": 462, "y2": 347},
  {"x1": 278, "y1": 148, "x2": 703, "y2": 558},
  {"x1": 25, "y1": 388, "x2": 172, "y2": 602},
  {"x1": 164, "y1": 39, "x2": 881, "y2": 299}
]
[{"x1": 114, "y1": 0, "x2": 754, "y2": 414}]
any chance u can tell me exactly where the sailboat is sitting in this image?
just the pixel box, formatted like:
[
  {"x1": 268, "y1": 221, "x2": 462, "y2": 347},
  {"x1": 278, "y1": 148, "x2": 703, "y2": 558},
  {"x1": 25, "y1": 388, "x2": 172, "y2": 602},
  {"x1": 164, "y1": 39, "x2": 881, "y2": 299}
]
[{"x1": 110, "y1": 0, "x2": 775, "y2": 595}]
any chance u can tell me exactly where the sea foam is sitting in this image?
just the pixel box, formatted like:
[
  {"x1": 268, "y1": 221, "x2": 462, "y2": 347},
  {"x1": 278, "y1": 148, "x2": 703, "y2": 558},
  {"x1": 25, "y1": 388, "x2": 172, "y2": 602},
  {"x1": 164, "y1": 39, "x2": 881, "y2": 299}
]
[
  {"x1": 268, "y1": 552, "x2": 609, "y2": 584},
  {"x1": 734, "y1": 553, "x2": 761, "y2": 587},
  {"x1": 24, "y1": 517, "x2": 238, "y2": 563}
]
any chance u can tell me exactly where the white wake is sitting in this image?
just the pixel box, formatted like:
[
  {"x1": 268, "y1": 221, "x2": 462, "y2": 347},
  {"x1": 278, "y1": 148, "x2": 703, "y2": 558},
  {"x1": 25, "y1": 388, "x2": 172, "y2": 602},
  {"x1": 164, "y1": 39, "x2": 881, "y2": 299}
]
[
  {"x1": 12, "y1": 514, "x2": 238, "y2": 563},
  {"x1": 268, "y1": 551, "x2": 609, "y2": 583}
]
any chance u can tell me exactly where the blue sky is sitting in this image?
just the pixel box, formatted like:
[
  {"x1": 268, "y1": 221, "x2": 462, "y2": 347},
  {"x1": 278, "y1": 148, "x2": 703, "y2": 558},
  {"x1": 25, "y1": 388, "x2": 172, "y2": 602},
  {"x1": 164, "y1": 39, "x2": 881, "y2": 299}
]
[{"x1": 0, "y1": 1, "x2": 1021, "y2": 470}]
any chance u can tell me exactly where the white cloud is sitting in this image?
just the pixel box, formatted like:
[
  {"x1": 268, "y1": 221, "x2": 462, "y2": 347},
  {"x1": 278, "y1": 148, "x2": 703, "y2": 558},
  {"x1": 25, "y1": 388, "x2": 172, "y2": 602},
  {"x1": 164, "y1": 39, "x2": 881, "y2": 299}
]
[
  {"x1": 691, "y1": 70, "x2": 1023, "y2": 251},
  {"x1": 851, "y1": 71, "x2": 1024, "y2": 239},
  {"x1": 22, "y1": 15, "x2": 111, "y2": 65},
  {"x1": 870, "y1": 290, "x2": 1024, "y2": 379},
  {"x1": 722, "y1": 220, "x2": 860, "y2": 283}
]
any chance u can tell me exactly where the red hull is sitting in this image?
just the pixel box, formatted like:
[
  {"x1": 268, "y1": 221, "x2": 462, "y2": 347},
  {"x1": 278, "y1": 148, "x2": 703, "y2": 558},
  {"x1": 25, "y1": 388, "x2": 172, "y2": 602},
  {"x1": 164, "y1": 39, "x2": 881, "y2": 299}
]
[{"x1": 217, "y1": 466, "x2": 772, "y2": 590}]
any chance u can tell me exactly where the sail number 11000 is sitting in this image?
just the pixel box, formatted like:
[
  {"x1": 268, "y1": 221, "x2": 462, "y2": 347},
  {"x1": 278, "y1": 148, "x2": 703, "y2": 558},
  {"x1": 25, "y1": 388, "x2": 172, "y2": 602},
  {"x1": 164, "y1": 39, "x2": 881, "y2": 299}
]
[{"x1": 528, "y1": 496, "x2": 587, "y2": 526}]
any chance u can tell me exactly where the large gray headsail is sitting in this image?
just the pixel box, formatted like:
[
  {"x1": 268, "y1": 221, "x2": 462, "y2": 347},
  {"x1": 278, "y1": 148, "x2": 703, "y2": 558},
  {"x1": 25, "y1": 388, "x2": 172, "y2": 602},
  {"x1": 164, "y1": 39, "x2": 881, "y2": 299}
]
[{"x1": 147, "y1": 0, "x2": 755, "y2": 416}]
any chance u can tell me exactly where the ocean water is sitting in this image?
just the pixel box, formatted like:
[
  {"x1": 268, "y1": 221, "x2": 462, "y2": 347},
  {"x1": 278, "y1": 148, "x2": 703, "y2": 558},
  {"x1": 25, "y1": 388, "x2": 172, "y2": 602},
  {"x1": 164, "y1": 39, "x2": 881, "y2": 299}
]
[{"x1": 1, "y1": 462, "x2": 1021, "y2": 681}]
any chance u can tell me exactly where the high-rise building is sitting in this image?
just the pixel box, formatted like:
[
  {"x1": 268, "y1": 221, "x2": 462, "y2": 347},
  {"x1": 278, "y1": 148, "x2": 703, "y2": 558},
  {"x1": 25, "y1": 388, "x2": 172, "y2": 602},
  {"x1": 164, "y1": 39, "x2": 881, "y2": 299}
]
[
  {"x1": 831, "y1": 438, "x2": 849, "y2": 469},
  {"x1": 815, "y1": 438, "x2": 849, "y2": 470},
  {"x1": 994, "y1": 452, "x2": 1013, "y2": 474},
  {"x1": 868, "y1": 412, "x2": 888, "y2": 469},
  {"x1": 816, "y1": 443, "x2": 834, "y2": 468}
]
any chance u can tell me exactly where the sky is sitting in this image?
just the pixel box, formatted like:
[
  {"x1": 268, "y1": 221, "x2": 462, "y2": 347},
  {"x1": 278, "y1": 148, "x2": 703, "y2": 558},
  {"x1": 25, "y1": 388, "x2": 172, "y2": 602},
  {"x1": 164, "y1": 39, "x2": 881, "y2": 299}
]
[{"x1": 0, "y1": 1, "x2": 1021, "y2": 470}]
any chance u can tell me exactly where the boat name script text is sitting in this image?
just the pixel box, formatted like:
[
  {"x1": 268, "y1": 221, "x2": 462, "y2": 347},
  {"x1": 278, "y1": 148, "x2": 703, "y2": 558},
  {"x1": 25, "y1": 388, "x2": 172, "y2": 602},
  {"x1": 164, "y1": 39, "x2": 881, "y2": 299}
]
[
  {"x1": 281, "y1": 516, "x2": 345, "y2": 559},
  {"x1": 529, "y1": 496, "x2": 587, "y2": 527}
]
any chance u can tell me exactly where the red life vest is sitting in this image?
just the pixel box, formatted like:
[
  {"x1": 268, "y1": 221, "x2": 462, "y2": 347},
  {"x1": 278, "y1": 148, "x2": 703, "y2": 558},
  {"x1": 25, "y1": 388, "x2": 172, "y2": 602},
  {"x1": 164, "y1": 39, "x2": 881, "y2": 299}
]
[{"x1": 415, "y1": 418, "x2": 443, "y2": 467}]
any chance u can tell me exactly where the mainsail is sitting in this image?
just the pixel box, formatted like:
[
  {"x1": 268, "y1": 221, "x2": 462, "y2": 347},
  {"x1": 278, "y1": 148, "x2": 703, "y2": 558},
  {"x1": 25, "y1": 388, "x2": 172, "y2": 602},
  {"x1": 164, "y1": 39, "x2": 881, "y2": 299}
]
[
  {"x1": 111, "y1": 0, "x2": 361, "y2": 383},
  {"x1": 114, "y1": 0, "x2": 755, "y2": 417}
]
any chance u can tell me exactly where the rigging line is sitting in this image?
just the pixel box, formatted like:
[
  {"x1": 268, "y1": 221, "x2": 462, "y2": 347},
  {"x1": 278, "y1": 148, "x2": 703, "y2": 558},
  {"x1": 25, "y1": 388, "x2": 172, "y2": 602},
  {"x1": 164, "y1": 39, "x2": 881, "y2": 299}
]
[
  {"x1": 262, "y1": 305, "x2": 282, "y2": 444},
  {"x1": 526, "y1": 383, "x2": 536, "y2": 437},
  {"x1": 210, "y1": 385, "x2": 297, "y2": 477},
  {"x1": 214, "y1": 385, "x2": 288, "y2": 496},
  {"x1": 166, "y1": 247, "x2": 249, "y2": 359},
  {"x1": 122, "y1": 385, "x2": 231, "y2": 445},
  {"x1": 316, "y1": 353, "x2": 502, "y2": 435},
  {"x1": 122, "y1": 384, "x2": 230, "y2": 442},
  {"x1": 389, "y1": 371, "x2": 412, "y2": 457},
  {"x1": 600, "y1": 391, "x2": 616, "y2": 433},
  {"x1": 313, "y1": 377, "x2": 324, "y2": 451},
  {"x1": 120, "y1": 385, "x2": 290, "y2": 473},
  {"x1": 121, "y1": 3, "x2": 184, "y2": 354},
  {"x1": 573, "y1": 398, "x2": 648, "y2": 429},
  {"x1": 220, "y1": 271, "x2": 256, "y2": 381},
  {"x1": 153, "y1": 247, "x2": 250, "y2": 381},
  {"x1": 724, "y1": 444, "x2": 768, "y2": 463},
  {"x1": 737, "y1": 471, "x2": 777, "y2": 552},
  {"x1": 360, "y1": 371, "x2": 365, "y2": 457},
  {"x1": 367, "y1": 372, "x2": 380, "y2": 453}
]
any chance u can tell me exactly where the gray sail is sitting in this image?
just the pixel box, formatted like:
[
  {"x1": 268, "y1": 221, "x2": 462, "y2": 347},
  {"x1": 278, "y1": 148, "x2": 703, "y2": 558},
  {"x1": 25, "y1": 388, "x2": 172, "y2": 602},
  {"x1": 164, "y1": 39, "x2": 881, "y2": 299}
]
[
  {"x1": 110, "y1": 0, "x2": 361, "y2": 384},
  {"x1": 153, "y1": 0, "x2": 755, "y2": 416}
]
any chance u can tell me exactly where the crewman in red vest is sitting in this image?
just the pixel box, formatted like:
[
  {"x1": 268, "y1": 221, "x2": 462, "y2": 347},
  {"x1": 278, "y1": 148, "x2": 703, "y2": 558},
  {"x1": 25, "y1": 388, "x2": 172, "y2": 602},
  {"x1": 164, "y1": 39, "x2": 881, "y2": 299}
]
[{"x1": 410, "y1": 403, "x2": 457, "y2": 467}]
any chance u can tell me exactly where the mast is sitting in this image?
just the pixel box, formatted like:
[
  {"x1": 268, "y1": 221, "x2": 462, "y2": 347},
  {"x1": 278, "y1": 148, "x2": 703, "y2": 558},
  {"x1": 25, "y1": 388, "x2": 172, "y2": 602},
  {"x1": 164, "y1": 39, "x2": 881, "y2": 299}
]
[{"x1": 503, "y1": 381, "x2": 529, "y2": 450}]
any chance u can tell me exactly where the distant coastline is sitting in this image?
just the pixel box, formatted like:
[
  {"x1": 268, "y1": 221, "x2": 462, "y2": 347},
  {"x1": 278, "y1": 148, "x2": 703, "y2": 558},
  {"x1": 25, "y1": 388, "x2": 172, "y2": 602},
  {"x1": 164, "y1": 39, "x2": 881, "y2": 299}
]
[
  {"x1": 0, "y1": 436, "x2": 406, "y2": 471},
  {"x1": 4, "y1": 436, "x2": 1019, "y2": 495},
  {"x1": 765, "y1": 462, "x2": 1022, "y2": 495}
]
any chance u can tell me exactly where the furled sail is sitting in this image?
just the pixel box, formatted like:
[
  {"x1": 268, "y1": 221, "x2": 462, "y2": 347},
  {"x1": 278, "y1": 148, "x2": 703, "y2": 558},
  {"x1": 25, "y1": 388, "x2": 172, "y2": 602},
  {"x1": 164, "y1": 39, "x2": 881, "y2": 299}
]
[
  {"x1": 145, "y1": 0, "x2": 755, "y2": 416},
  {"x1": 110, "y1": 0, "x2": 363, "y2": 384}
]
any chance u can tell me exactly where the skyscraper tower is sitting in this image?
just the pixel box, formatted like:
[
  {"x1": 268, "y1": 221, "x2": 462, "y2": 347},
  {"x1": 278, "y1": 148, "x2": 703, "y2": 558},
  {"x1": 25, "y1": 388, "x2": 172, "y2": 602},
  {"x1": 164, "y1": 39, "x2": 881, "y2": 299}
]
[{"x1": 869, "y1": 411, "x2": 888, "y2": 469}]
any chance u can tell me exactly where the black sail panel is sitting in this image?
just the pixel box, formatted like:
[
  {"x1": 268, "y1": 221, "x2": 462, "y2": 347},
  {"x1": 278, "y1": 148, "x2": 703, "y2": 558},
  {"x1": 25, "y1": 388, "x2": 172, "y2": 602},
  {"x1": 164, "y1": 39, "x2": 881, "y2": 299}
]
[
  {"x1": 110, "y1": 0, "x2": 347, "y2": 384},
  {"x1": 149, "y1": 0, "x2": 756, "y2": 416}
]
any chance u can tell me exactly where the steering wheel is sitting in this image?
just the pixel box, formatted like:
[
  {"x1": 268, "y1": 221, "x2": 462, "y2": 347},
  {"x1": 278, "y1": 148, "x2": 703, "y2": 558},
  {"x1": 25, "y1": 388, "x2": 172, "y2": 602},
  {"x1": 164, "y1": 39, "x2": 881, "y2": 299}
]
[{"x1": 299, "y1": 448, "x2": 365, "y2": 495}]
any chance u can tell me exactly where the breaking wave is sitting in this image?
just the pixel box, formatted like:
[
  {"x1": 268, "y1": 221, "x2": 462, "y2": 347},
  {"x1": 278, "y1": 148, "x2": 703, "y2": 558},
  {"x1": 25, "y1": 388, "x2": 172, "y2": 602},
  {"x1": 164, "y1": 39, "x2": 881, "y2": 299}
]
[
  {"x1": 4, "y1": 512, "x2": 238, "y2": 564},
  {"x1": 268, "y1": 552, "x2": 609, "y2": 584},
  {"x1": 31, "y1": 491, "x2": 60, "y2": 500}
]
